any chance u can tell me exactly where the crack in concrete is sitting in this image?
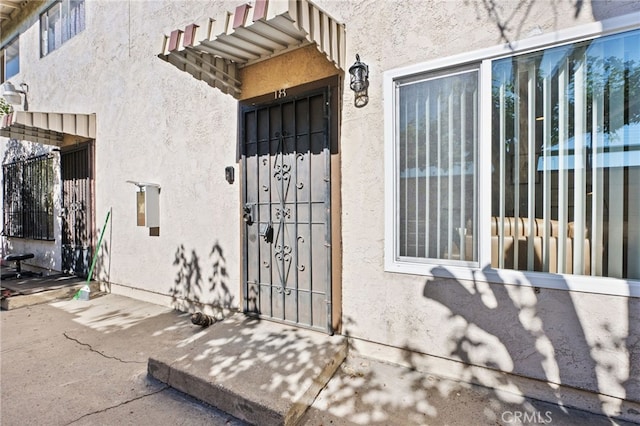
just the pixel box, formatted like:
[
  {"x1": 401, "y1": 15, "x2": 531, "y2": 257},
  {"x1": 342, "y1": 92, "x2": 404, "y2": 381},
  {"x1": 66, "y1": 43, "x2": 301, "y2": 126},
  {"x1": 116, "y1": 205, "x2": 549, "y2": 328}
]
[
  {"x1": 63, "y1": 385, "x2": 170, "y2": 425},
  {"x1": 62, "y1": 332, "x2": 145, "y2": 364}
]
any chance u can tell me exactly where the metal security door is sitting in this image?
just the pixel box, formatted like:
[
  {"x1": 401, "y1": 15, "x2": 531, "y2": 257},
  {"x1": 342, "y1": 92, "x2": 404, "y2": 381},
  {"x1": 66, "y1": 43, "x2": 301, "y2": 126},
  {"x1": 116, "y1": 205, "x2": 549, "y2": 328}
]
[
  {"x1": 61, "y1": 144, "x2": 93, "y2": 277},
  {"x1": 242, "y1": 89, "x2": 332, "y2": 333}
]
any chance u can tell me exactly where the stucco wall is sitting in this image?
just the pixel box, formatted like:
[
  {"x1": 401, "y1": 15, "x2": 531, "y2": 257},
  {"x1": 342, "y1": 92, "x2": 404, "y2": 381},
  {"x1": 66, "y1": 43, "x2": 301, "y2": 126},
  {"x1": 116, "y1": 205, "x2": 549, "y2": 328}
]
[
  {"x1": 2, "y1": 0, "x2": 243, "y2": 310},
  {"x1": 239, "y1": 44, "x2": 340, "y2": 100},
  {"x1": 96, "y1": 0, "x2": 241, "y2": 310},
  {"x1": 321, "y1": 0, "x2": 640, "y2": 414},
  {"x1": 2, "y1": 0, "x2": 639, "y2": 416}
]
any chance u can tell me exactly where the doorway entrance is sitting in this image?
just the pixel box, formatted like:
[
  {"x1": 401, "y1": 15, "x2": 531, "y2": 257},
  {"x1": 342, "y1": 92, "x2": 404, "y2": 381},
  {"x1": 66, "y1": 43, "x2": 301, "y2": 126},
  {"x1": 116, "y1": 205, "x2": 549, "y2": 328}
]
[
  {"x1": 61, "y1": 143, "x2": 94, "y2": 277},
  {"x1": 241, "y1": 86, "x2": 333, "y2": 333}
]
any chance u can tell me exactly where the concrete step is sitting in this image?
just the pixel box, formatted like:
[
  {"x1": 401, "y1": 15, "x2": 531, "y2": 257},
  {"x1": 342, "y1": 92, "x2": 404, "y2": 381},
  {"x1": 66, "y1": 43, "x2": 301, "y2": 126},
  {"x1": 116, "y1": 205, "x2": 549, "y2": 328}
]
[
  {"x1": 1, "y1": 279, "x2": 100, "y2": 310},
  {"x1": 148, "y1": 314, "x2": 347, "y2": 426}
]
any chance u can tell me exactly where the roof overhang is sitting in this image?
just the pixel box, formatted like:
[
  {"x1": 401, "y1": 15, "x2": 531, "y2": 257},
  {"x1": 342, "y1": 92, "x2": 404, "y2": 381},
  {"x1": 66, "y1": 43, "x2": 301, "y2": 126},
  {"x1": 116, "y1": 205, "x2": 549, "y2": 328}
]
[
  {"x1": 0, "y1": 0, "x2": 24, "y2": 25},
  {"x1": 158, "y1": 0, "x2": 346, "y2": 98},
  {"x1": 0, "y1": 111, "x2": 96, "y2": 145}
]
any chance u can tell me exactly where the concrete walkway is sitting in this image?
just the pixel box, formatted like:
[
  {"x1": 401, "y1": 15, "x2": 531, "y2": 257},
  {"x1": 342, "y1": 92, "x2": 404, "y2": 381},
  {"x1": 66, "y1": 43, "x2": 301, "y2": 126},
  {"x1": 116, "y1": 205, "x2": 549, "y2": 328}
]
[
  {"x1": 1, "y1": 294, "x2": 637, "y2": 425},
  {"x1": 1, "y1": 294, "x2": 244, "y2": 426}
]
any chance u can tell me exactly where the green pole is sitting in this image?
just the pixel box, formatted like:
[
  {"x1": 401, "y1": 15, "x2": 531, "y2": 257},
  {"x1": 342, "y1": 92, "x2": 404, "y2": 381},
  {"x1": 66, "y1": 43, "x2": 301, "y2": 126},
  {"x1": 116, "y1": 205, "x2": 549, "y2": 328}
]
[{"x1": 74, "y1": 209, "x2": 111, "y2": 299}]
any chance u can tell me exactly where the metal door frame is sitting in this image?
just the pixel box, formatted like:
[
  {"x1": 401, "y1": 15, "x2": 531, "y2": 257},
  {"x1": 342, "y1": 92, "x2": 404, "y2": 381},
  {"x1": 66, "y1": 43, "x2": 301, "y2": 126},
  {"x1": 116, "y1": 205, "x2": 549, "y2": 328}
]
[{"x1": 240, "y1": 83, "x2": 335, "y2": 333}]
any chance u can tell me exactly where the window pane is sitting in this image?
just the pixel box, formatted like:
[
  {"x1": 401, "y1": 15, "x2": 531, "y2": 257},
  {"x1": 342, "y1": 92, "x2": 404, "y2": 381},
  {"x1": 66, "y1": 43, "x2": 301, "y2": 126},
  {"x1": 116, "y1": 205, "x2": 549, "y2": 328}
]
[
  {"x1": 41, "y1": 3, "x2": 62, "y2": 55},
  {"x1": 68, "y1": 0, "x2": 86, "y2": 39},
  {"x1": 491, "y1": 28, "x2": 640, "y2": 279},
  {"x1": 5, "y1": 38, "x2": 19, "y2": 79},
  {"x1": 40, "y1": 1, "x2": 84, "y2": 56},
  {"x1": 398, "y1": 69, "x2": 479, "y2": 262}
]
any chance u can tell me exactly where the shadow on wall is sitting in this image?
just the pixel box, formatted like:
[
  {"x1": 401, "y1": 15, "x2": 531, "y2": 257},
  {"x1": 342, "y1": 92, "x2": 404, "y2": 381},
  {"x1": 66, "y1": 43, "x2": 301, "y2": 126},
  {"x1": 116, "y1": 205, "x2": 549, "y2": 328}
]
[
  {"x1": 93, "y1": 239, "x2": 111, "y2": 289},
  {"x1": 303, "y1": 270, "x2": 639, "y2": 424},
  {"x1": 470, "y1": 0, "x2": 639, "y2": 45},
  {"x1": 417, "y1": 266, "x2": 639, "y2": 422},
  {"x1": 590, "y1": 0, "x2": 640, "y2": 21},
  {"x1": 2, "y1": 139, "x2": 51, "y2": 164},
  {"x1": 0, "y1": 238, "x2": 58, "y2": 271},
  {"x1": 170, "y1": 241, "x2": 235, "y2": 318},
  {"x1": 90, "y1": 208, "x2": 113, "y2": 287}
]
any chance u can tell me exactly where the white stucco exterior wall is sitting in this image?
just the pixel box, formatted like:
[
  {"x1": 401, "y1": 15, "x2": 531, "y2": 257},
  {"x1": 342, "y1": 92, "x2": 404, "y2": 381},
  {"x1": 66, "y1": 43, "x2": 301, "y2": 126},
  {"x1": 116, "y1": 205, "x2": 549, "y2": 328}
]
[
  {"x1": 2, "y1": 0, "x2": 639, "y2": 418},
  {"x1": 322, "y1": 0, "x2": 640, "y2": 414},
  {"x1": 2, "y1": 0, "x2": 243, "y2": 310},
  {"x1": 85, "y1": 1, "x2": 241, "y2": 311}
]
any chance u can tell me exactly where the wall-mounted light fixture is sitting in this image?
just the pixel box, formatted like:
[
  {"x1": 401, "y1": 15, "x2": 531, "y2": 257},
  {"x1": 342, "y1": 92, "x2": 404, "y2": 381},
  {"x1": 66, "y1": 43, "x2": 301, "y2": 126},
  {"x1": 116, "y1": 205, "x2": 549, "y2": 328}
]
[
  {"x1": 348, "y1": 54, "x2": 369, "y2": 108},
  {"x1": 126, "y1": 181, "x2": 161, "y2": 229},
  {"x1": 1, "y1": 81, "x2": 29, "y2": 111}
]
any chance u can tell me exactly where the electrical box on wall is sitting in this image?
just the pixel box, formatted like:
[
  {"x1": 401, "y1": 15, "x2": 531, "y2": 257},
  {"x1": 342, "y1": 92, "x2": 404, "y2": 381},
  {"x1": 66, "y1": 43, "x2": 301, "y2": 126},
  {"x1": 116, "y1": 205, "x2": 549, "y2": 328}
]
[{"x1": 127, "y1": 181, "x2": 160, "y2": 228}]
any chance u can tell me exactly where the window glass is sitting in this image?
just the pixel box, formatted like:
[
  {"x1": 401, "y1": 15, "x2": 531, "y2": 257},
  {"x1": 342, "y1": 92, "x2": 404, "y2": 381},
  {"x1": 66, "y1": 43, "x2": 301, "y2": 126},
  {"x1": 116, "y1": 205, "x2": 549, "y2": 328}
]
[
  {"x1": 4, "y1": 37, "x2": 19, "y2": 80},
  {"x1": 397, "y1": 68, "x2": 479, "y2": 262},
  {"x1": 491, "y1": 29, "x2": 640, "y2": 279},
  {"x1": 63, "y1": 0, "x2": 85, "y2": 43},
  {"x1": 40, "y1": 0, "x2": 84, "y2": 56}
]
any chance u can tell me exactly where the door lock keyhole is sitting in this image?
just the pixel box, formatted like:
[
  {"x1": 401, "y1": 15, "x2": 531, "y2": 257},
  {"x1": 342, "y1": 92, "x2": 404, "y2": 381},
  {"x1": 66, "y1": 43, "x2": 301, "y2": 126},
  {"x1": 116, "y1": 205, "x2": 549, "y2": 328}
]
[{"x1": 243, "y1": 204, "x2": 254, "y2": 225}]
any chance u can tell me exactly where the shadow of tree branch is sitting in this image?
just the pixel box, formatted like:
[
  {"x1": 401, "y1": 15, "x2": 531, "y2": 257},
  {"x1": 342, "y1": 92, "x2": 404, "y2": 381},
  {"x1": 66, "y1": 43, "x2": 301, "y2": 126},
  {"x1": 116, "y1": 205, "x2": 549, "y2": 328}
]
[{"x1": 170, "y1": 241, "x2": 235, "y2": 320}]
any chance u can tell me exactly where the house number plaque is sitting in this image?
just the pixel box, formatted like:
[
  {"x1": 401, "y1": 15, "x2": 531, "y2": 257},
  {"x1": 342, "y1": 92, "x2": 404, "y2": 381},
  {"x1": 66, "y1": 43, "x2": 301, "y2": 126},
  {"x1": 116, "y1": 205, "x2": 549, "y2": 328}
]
[{"x1": 274, "y1": 88, "x2": 287, "y2": 99}]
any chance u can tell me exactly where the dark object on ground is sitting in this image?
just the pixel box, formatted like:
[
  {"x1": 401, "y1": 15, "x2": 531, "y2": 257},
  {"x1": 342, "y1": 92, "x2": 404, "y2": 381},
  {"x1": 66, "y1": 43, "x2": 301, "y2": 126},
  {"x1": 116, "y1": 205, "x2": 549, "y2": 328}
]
[{"x1": 191, "y1": 312, "x2": 215, "y2": 328}]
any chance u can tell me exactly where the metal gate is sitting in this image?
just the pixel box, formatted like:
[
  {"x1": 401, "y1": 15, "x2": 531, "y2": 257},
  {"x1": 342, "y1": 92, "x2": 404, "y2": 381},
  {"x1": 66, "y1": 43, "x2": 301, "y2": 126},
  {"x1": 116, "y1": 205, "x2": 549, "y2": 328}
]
[
  {"x1": 242, "y1": 88, "x2": 332, "y2": 333},
  {"x1": 61, "y1": 144, "x2": 93, "y2": 277}
]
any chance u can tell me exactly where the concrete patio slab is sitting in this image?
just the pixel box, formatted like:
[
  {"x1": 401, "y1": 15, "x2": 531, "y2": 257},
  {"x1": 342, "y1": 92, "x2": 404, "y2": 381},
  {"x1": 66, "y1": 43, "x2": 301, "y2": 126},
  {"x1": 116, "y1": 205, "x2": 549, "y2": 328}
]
[
  {"x1": 148, "y1": 315, "x2": 347, "y2": 426},
  {"x1": 1, "y1": 274, "x2": 99, "y2": 310}
]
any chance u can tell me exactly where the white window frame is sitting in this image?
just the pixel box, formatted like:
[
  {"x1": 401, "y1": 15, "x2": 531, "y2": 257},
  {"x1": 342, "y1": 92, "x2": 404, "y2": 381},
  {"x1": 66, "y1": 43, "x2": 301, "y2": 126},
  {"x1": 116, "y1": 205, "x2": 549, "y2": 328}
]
[
  {"x1": 2, "y1": 36, "x2": 20, "y2": 81},
  {"x1": 384, "y1": 11, "x2": 640, "y2": 298},
  {"x1": 40, "y1": 0, "x2": 85, "y2": 57},
  {"x1": 393, "y1": 65, "x2": 481, "y2": 268}
]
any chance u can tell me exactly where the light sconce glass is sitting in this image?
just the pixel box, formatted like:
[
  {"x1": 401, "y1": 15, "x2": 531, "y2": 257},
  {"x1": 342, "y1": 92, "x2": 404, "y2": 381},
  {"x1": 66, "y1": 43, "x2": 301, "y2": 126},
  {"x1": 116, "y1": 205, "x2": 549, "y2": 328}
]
[
  {"x1": 1, "y1": 81, "x2": 29, "y2": 111},
  {"x1": 348, "y1": 54, "x2": 369, "y2": 108}
]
